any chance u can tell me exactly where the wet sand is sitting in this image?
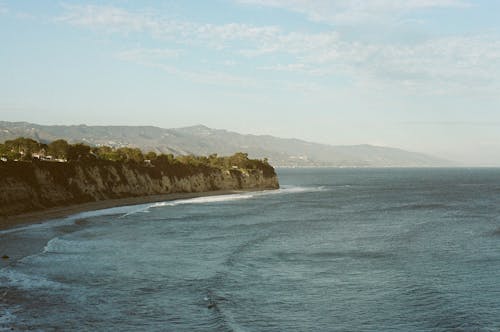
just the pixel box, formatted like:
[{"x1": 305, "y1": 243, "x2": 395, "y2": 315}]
[
  {"x1": 0, "y1": 189, "x2": 260, "y2": 267},
  {"x1": 0, "y1": 190, "x2": 252, "y2": 231}
]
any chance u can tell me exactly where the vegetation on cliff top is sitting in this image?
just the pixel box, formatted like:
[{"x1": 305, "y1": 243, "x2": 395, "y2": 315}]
[{"x1": 0, "y1": 137, "x2": 276, "y2": 178}]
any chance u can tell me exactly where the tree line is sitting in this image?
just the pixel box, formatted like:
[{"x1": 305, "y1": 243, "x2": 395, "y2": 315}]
[{"x1": 0, "y1": 137, "x2": 272, "y2": 171}]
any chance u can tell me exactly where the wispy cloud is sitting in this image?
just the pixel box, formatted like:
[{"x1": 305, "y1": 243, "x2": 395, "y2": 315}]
[
  {"x1": 57, "y1": 3, "x2": 500, "y2": 95},
  {"x1": 57, "y1": 4, "x2": 281, "y2": 46},
  {"x1": 236, "y1": 0, "x2": 471, "y2": 25}
]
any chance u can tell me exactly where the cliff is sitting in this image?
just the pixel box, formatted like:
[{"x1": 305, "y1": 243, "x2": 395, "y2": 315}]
[{"x1": 0, "y1": 160, "x2": 279, "y2": 217}]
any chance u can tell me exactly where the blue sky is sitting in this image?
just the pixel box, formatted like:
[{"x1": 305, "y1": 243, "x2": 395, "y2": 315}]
[{"x1": 1, "y1": 0, "x2": 500, "y2": 164}]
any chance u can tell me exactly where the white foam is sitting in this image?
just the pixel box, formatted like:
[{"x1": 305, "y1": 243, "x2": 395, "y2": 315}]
[
  {"x1": 124, "y1": 186, "x2": 327, "y2": 213},
  {"x1": 151, "y1": 193, "x2": 255, "y2": 208},
  {"x1": 0, "y1": 269, "x2": 65, "y2": 291},
  {"x1": 255, "y1": 185, "x2": 327, "y2": 196},
  {"x1": 73, "y1": 203, "x2": 152, "y2": 219},
  {"x1": 0, "y1": 217, "x2": 71, "y2": 236},
  {"x1": 0, "y1": 186, "x2": 327, "y2": 235},
  {"x1": 42, "y1": 237, "x2": 72, "y2": 254},
  {"x1": 0, "y1": 204, "x2": 152, "y2": 235}
]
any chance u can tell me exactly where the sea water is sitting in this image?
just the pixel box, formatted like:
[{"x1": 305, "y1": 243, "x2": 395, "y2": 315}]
[{"x1": 1, "y1": 168, "x2": 500, "y2": 331}]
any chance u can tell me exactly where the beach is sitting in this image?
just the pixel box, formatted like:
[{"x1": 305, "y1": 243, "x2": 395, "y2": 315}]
[
  {"x1": 0, "y1": 189, "x2": 265, "y2": 271},
  {"x1": 0, "y1": 189, "x2": 255, "y2": 232}
]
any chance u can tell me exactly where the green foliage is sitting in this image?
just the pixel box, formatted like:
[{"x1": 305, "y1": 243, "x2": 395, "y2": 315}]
[
  {"x1": 116, "y1": 147, "x2": 144, "y2": 163},
  {"x1": 145, "y1": 151, "x2": 157, "y2": 161},
  {"x1": 92, "y1": 146, "x2": 144, "y2": 163},
  {"x1": 67, "y1": 143, "x2": 92, "y2": 161},
  {"x1": 4, "y1": 137, "x2": 43, "y2": 157},
  {"x1": 21, "y1": 151, "x2": 33, "y2": 161},
  {"x1": 47, "y1": 139, "x2": 69, "y2": 159},
  {"x1": 0, "y1": 137, "x2": 275, "y2": 177},
  {"x1": 0, "y1": 144, "x2": 7, "y2": 155},
  {"x1": 152, "y1": 153, "x2": 176, "y2": 167},
  {"x1": 0, "y1": 137, "x2": 45, "y2": 160},
  {"x1": 92, "y1": 146, "x2": 120, "y2": 161}
]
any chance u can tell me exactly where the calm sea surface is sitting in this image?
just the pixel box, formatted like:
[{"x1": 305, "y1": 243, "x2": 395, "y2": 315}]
[{"x1": 1, "y1": 168, "x2": 500, "y2": 331}]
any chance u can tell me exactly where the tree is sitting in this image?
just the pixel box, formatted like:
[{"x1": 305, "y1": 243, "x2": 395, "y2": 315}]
[
  {"x1": 47, "y1": 139, "x2": 69, "y2": 159},
  {"x1": 67, "y1": 143, "x2": 92, "y2": 161},
  {"x1": 116, "y1": 147, "x2": 144, "y2": 163},
  {"x1": 93, "y1": 146, "x2": 121, "y2": 161},
  {"x1": 4, "y1": 137, "x2": 42, "y2": 156},
  {"x1": 0, "y1": 143, "x2": 8, "y2": 156},
  {"x1": 145, "y1": 151, "x2": 157, "y2": 161},
  {"x1": 152, "y1": 154, "x2": 175, "y2": 167},
  {"x1": 228, "y1": 152, "x2": 250, "y2": 168}
]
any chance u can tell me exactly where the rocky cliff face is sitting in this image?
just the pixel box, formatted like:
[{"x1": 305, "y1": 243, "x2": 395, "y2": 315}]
[{"x1": 0, "y1": 161, "x2": 279, "y2": 217}]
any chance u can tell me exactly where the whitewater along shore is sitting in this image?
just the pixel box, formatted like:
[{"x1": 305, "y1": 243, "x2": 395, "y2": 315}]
[
  {"x1": 0, "y1": 158, "x2": 279, "y2": 231},
  {"x1": 0, "y1": 188, "x2": 275, "y2": 268},
  {"x1": 0, "y1": 189, "x2": 271, "y2": 231}
]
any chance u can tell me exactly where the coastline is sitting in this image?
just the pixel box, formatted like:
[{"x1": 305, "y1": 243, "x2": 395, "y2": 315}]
[
  {"x1": 0, "y1": 189, "x2": 260, "y2": 232},
  {"x1": 0, "y1": 189, "x2": 273, "y2": 269}
]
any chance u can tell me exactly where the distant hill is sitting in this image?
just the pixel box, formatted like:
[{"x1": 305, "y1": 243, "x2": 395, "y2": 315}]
[{"x1": 0, "y1": 121, "x2": 450, "y2": 167}]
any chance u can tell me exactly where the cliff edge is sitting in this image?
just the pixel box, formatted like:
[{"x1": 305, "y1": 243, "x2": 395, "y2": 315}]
[{"x1": 0, "y1": 160, "x2": 279, "y2": 217}]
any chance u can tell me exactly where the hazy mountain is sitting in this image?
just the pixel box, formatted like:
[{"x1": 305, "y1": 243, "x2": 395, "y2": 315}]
[{"x1": 0, "y1": 121, "x2": 450, "y2": 167}]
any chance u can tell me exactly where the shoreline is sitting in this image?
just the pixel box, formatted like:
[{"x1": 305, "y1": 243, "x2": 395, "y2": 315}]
[
  {"x1": 0, "y1": 189, "x2": 271, "y2": 269},
  {"x1": 0, "y1": 189, "x2": 261, "y2": 232}
]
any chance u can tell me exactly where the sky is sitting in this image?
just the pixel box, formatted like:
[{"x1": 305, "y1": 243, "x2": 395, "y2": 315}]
[{"x1": 1, "y1": 0, "x2": 500, "y2": 165}]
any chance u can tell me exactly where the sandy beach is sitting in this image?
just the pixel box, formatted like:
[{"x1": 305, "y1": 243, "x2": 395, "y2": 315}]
[
  {"x1": 0, "y1": 189, "x2": 253, "y2": 232},
  {"x1": 0, "y1": 189, "x2": 262, "y2": 268}
]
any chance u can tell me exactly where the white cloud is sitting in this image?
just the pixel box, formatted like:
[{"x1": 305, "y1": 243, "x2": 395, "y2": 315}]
[
  {"x1": 58, "y1": 4, "x2": 500, "y2": 95},
  {"x1": 236, "y1": 0, "x2": 470, "y2": 25},
  {"x1": 58, "y1": 4, "x2": 281, "y2": 46}
]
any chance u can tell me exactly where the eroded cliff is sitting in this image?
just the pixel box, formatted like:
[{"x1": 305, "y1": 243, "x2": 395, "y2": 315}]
[{"x1": 0, "y1": 160, "x2": 279, "y2": 217}]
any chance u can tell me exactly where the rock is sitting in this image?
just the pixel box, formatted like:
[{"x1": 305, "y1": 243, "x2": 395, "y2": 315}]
[{"x1": 0, "y1": 161, "x2": 279, "y2": 217}]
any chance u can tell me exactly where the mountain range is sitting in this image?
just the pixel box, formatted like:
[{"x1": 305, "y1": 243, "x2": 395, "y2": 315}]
[{"x1": 0, "y1": 121, "x2": 449, "y2": 167}]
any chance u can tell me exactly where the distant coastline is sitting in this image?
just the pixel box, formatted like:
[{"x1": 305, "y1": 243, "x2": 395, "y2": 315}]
[{"x1": 0, "y1": 121, "x2": 451, "y2": 167}]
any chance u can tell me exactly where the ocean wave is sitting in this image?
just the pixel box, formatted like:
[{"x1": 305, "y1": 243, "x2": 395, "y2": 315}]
[
  {"x1": 117, "y1": 186, "x2": 327, "y2": 217},
  {"x1": 0, "y1": 217, "x2": 75, "y2": 236},
  {"x1": 0, "y1": 269, "x2": 65, "y2": 291},
  {"x1": 0, "y1": 186, "x2": 327, "y2": 233},
  {"x1": 150, "y1": 193, "x2": 256, "y2": 209},
  {"x1": 41, "y1": 237, "x2": 85, "y2": 255},
  {"x1": 239, "y1": 185, "x2": 328, "y2": 200},
  {"x1": 76, "y1": 204, "x2": 153, "y2": 219},
  {"x1": 0, "y1": 204, "x2": 156, "y2": 236},
  {"x1": 271, "y1": 185, "x2": 327, "y2": 194}
]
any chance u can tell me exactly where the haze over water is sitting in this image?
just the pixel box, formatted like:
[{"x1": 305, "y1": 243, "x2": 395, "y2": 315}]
[{"x1": 1, "y1": 168, "x2": 500, "y2": 331}]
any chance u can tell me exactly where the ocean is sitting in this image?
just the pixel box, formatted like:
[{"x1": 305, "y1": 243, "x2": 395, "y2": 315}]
[{"x1": 1, "y1": 168, "x2": 500, "y2": 331}]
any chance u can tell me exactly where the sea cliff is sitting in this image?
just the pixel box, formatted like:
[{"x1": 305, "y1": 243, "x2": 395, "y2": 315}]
[{"x1": 0, "y1": 160, "x2": 279, "y2": 218}]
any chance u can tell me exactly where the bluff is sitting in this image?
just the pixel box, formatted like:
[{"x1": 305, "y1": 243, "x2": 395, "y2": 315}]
[{"x1": 0, "y1": 160, "x2": 279, "y2": 217}]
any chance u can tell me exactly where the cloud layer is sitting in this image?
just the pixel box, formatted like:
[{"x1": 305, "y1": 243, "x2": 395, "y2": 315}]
[
  {"x1": 236, "y1": 0, "x2": 470, "y2": 25},
  {"x1": 57, "y1": 3, "x2": 500, "y2": 95}
]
